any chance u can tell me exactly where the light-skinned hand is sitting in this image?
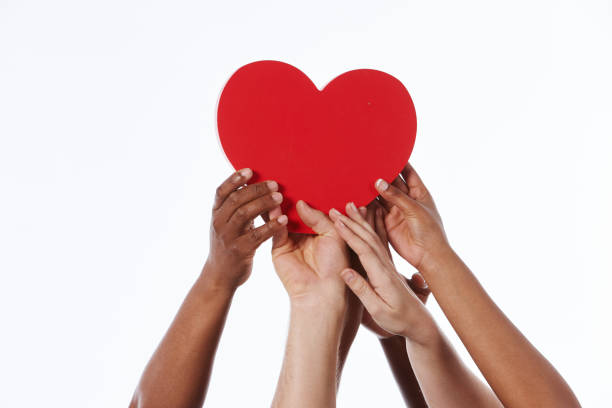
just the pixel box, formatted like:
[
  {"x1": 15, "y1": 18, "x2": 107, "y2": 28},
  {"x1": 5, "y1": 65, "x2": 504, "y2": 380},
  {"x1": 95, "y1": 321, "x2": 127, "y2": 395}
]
[
  {"x1": 329, "y1": 201, "x2": 437, "y2": 345},
  {"x1": 270, "y1": 200, "x2": 350, "y2": 312}
]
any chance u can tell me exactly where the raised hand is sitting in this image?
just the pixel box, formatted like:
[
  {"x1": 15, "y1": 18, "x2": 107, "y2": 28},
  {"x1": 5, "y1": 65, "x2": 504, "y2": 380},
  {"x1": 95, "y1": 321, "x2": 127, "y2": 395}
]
[
  {"x1": 373, "y1": 163, "x2": 579, "y2": 408},
  {"x1": 328, "y1": 201, "x2": 437, "y2": 345},
  {"x1": 205, "y1": 168, "x2": 288, "y2": 290},
  {"x1": 353, "y1": 202, "x2": 431, "y2": 339},
  {"x1": 131, "y1": 168, "x2": 288, "y2": 408},
  {"x1": 375, "y1": 163, "x2": 448, "y2": 270},
  {"x1": 270, "y1": 200, "x2": 350, "y2": 310},
  {"x1": 270, "y1": 200, "x2": 351, "y2": 408}
]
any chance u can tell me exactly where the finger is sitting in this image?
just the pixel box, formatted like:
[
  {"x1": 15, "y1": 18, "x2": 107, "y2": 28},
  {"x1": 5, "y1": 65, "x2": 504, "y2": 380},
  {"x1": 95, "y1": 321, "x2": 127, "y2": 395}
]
[
  {"x1": 375, "y1": 179, "x2": 421, "y2": 216},
  {"x1": 329, "y1": 206, "x2": 385, "y2": 260},
  {"x1": 359, "y1": 206, "x2": 367, "y2": 218},
  {"x1": 365, "y1": 204, "x2": 376, "y2": 229},
  {"x1": 213, "y1": 168, "x2": 253, "y2": 211},
  {"x1": 340, "y1": 268, "x2": 385, "y2": 313},
  {"x1": 268, "y1": 207, "x2": 289, "y2": 249},
  {"x1": 238, "y1": 214, "x2": 288, "y2": 251},
  {"x1": 408, "y1": 273, "x2": 431, "y2": 303},
  {"x1": 391, "y1": 175, "x2": 409, "y2": 194},
  {"x1": 401, "y1": 163, "x2": 434, "y2": 205},
  {"x1": 227, "y1": 191, "x2": 284, "y2": 233},
  {"x1": 344, "y1": 202, "x2": 390, "y2": 259},
  {"x1": 296, "y1": 200, "x2": 334, "y2": 235},
  {"x1": 374, "y1": 206, "x2": 392, "y2": 257},
  {"x1": 331, "y1": 213, "x2": 389, "y2": 282},
  {"x1": 218, "y1": 180, "x2": 279, "y2": 222}
]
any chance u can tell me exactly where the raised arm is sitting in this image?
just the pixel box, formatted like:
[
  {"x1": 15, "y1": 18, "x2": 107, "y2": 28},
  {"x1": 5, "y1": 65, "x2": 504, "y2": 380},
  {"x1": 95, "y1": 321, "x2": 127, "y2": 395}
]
[
  {"x1": 270, "y1": 200, "x2": 352, "y2": 408},
  {"x1": 353, "y1": 203, "x2": 429, "y2": 407},
  {"x1": 329, "y1": 202, "x2": 502, "y2": 407},
  {"x1": 130, "y1": 169, "x2": 287, "y2": 408},
  {"x1": 374, "y1": 163, "x2": 581, "y2": 408}
]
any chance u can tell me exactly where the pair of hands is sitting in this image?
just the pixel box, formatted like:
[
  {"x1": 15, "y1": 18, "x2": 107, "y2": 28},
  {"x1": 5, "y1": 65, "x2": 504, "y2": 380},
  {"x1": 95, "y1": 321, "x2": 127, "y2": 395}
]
[{"x1": 205, "y1": 163, "x2": 448, "y2": 345}]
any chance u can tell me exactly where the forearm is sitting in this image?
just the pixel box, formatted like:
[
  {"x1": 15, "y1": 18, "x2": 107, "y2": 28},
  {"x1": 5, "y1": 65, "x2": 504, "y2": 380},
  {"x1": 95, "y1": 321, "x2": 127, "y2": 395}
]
[
  {"x1": 273, "y1": 303, "x2": 345, "y2": 408},
  {"x1": 405, "y1": 330, "x2": 502, "y2": 407},
  {"x1": 131, "y1": 267, "x2": 234, "y2": 408},
  {"x1": 420, "y1": 247, "x2": 580, "y2": 407},
  {"x1": 378, "y1": 336, "x2": 428, "y2": 407}
]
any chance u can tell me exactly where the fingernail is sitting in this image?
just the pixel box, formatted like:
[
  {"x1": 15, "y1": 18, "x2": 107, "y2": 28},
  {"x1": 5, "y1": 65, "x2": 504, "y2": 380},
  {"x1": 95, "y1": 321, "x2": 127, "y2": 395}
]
[
  {"x1": 376, "y1": 179, "x2": 389, "y2": 191},
  {"x1": 267, "y1": 180, "x2": 278, "y2": 191},
  {"x1": 329, "y1": 208, "x2": 341, "y2": 218},
  {"x1": 347, "y1": 202, "x2": 357, "y2": 212},
  {"x1": 341, "y1": 269, "x2": 355, "y2": 283},
  {"x1": 272, "y1": 192, "x2": 283, "y2": 203},
  {"x1": 277, "y1": 214, "x2": 288, "y2": 225},
  {"x1": 359, "y1": 206, "x2": 367, "y2": 212},
  {"x1": 239, "y1": 168, "x2": 253, "y2": 178}
]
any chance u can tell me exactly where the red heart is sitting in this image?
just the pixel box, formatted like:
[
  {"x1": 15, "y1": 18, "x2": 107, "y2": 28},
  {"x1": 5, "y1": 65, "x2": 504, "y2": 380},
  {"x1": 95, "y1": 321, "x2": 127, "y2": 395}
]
[{"x1": 217, "y1": 60, "x2": 416, "y2": 233}]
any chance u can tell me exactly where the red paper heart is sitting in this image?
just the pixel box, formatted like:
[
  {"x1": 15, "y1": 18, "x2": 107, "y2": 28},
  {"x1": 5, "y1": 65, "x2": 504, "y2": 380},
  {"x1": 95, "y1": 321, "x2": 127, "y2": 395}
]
[{"x1": 217, "y1": 60, "x2": 416, "y2": 233}]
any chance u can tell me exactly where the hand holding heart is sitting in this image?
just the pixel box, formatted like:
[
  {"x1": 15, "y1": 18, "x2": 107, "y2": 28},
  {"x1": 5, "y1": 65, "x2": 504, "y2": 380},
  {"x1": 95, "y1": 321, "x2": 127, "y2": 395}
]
[
  {"x1": 328, "y1": 196, "x2": 439, "y2": 345},
  {"x1": 269, "y1": 200, "x2": 350, "y2": 313}
]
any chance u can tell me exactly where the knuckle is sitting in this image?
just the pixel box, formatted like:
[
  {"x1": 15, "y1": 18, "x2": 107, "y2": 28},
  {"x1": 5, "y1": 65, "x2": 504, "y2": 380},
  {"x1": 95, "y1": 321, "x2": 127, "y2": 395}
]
[
  {"x1": 352, "y1": 276, "x2": 366, "y2": 293},
  {"x1": 235, "y1": 206, "x2": 248, "y2": 220},
  {"x1": 355, "y1": 243, "x2": 372, "y2": 258},
  {"x1": 249, "y1": 227, "x2": 262, "y2": 242},
  {"x1": 211, "y1": 219, "x2": 223, "y2": 234},
  {"x1": 227, "y1": 241, "x2": 245, "y2": 255},
  {"x1": 254, "y1": 183, "x2": 266, "y2": 195},
  {"x1": 228, "y1": 193, "x2": 240, "y2": 207}
]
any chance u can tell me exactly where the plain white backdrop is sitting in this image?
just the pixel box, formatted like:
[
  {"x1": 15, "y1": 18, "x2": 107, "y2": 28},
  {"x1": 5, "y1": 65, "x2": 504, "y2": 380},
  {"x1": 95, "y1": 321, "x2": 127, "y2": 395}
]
[{"x1": 1, "y1": 0, "x2": 611, "y2": 406}]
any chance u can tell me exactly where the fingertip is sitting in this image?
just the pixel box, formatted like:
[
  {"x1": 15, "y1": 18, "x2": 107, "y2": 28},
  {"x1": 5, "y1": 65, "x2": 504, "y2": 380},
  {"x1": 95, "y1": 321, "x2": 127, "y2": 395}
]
[
  {"x1": 269, "y1": 206, "x2": 282, "y2": 220},
  {"x1": 340, "y1": 268, "x2": 356, "y2": 283},
  {"x1": 277, "y1": 214, "x2": 288, "y2": 225},
  {"x1": 375, "y1": 178, "x2": 389, "y2": 193},
  {"x1": 266, "y1": 180, "x2": 279, "y2": 191},
  {"x1": 271, "y1": 191, "x2": 283, "y2": 204},
  {"x1": 296, "y1": 199, "x2": 310, "y2": 212},
  {"x1": 329, "y1": 207, "x2": 341, "y2": 219},
  {"x1": 239, "y1": 168, "x2": 253, "y2": 179},
  {"x1": 412, "y1": 272, "x2": 429, "y2": 289}
]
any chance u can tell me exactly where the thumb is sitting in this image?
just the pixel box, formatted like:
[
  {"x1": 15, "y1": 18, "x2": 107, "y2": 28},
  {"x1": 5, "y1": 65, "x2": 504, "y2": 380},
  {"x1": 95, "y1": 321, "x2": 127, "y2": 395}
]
[
  {"x1": 375, "y1": 179, "x2": 420, "y2": 216},
  {"x1": 296, "y1": 200, "x2": 334, "y2": 235}
]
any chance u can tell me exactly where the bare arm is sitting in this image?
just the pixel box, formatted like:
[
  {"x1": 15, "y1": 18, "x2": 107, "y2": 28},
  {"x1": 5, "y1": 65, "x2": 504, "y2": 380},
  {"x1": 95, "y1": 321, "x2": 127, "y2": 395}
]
[
  {"x1": 329, "y1": 202, "x2": 501, "y2": 407},
  {"x1": 130, "y1": 169, "x2": 288, "y2": 408},
  {"x1": 130, "y1": 274, "x2": 234, "y2": 408},
  {"x1": 270, "y1": 200, "x2": 352, "y2": 407},
  {"x1": 376, "y1": 163, "x2": 580, "y2": 408},
  {"x1": 274, "y1": 302, "x2": 345, "y2": 407},
  {"x1": 378, "y1": 336, "x2": 428, "y2": 407},
  {"x1": 420, "y1": 247, "x2": 580, "y2": 407}
]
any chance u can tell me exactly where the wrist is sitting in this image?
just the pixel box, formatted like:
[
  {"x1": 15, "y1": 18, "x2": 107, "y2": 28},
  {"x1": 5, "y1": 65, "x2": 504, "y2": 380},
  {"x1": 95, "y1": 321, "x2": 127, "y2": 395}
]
[
  {"x1": 200, "y1": 259, "x2": 246, "y2": 294},
  {"x1": 420, "y1": 244, "x2": 459, "y2": 278},
  {"x1": 290, "y1": 295, "x2": 346, "y2": 319},
  {"x1": 403, "y1": 319, "x2": 443, "y2": 350},
  {"x1": 289, "y1": 303, "x2": 345, "y2": 345},
  {"x1": 196, "y1": 266, "x2": 237, "y2": 301}
]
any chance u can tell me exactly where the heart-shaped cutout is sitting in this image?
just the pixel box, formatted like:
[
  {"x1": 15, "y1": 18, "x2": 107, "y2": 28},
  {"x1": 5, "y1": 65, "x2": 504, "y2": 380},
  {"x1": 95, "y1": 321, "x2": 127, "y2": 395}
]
[{"x1": 217, "y1": 60, "x2": 416, "y2": 233}]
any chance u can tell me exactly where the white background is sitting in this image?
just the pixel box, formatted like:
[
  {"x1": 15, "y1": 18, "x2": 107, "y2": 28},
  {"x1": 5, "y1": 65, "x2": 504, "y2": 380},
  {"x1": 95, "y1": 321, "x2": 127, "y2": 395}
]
[{"x1": 1, "y1": 1, "x2": 611, "y2": 406}]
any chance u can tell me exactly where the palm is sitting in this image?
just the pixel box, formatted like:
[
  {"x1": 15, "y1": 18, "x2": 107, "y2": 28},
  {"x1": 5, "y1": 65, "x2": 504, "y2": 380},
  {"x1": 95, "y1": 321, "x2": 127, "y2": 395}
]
[
  {"x1": 272, "y1": 232, "x2": 349, "y2": 297},
  {"x1": 384, "y1": 207, "x2": 427, "y2": 269}
]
